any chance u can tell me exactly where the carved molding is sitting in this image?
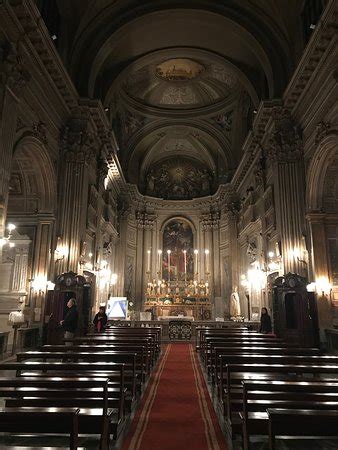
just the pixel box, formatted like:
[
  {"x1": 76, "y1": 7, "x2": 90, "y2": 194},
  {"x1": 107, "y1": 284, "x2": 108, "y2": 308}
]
[{"x1": 0, "y1": 41, "x2": 31, "y2": 95}]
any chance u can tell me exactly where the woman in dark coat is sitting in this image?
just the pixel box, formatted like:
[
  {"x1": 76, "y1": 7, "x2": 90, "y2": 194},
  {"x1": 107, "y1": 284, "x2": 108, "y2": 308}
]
[
  {"x1": 93, "y1": 306, "x2": 108, "y2": 332},
  {"x1": 259, "y1": 307, "x2": 272, "y2": 334}
]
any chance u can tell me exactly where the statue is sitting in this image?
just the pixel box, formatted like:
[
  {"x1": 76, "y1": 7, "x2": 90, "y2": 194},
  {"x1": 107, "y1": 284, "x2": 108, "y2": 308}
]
[{"x1": 230, "y1": 286, "x2": 241, "y2": 317}]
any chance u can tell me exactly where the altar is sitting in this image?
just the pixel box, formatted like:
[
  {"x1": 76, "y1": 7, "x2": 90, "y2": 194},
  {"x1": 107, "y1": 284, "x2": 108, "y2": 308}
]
[{"x1": 144, "y1": 297, "x2": 212, "y2": 321}]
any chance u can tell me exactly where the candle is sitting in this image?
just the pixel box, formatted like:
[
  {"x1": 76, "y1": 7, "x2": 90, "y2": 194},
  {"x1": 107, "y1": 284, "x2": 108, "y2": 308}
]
[
  {"x1": 167, "y1": 250, "x2": 171, "y2": 282},
  {"x1": 205, "y1": 249, "x2": 209, "y2": 273},
  {"x1": 183, "y1": 250, "x2": 187, "y2": 282},
  {"x1": 147, "y1": 249, "x2": 151, "y2": 272},
  {"x1": 194, "y1": 249, "x2": 198, "y2": 274},
  {"x1": 157, "y1": 249, "x2": 162, "y2": 278}
]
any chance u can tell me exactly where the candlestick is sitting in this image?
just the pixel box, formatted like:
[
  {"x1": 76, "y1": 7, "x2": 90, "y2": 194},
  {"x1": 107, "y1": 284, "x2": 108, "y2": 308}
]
[
  {"x1": 147, "y1": 249, "x2": 151, "y2": 272},
  {"x1": 204, "y1": 249, "x2": 209, "y2": 274}
]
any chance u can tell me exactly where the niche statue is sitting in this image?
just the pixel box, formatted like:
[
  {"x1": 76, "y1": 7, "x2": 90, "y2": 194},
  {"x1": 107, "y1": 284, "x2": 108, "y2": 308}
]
[{"x1": 230, "y1": 286, "x2": 241, "y2": 317}]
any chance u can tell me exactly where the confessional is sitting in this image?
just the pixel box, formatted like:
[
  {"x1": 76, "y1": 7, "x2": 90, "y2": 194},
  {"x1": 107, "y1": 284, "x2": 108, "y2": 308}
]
[{"x1": 272, "y1": 273, "x2": 319, "y2": 347}]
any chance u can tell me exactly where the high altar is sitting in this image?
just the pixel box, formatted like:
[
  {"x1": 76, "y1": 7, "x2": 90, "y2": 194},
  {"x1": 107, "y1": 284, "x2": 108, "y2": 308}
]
[{"x1": 143, "y1": 219, "x2": 212, "y2": 320}]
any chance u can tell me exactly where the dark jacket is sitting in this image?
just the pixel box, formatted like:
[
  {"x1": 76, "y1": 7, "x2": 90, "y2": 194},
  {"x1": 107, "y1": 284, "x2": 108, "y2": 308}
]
[
  {"x1": 63, "y1": 305, "x2": 78, "y2": 333},
  {"x1": 93, "y1": 312, "x2": 108, "y2": 332},
  {"x1": 259, "y1": 313, "x2": 272, "y2": 334}
]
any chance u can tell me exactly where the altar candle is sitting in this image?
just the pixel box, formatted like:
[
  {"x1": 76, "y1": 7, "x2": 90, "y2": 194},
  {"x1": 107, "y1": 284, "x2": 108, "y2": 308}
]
[
  {"x1": 147, "y1": 249, "x2": 151, "y2": 272},
  {"x1": 167, "y1": 250, "x2": 171, "y2": 282},
  {"x1": 183, "y1": 250, "x2": 187, "y2": 281},
  {"x1": 194, "y1": 249, "x2": 199, "y2": 274},
  {"x1": 205, "y1": 249, "x2": 209, "y2": 273},
  {"x1": 157, "y1": 249, "x2": 162, "y2": 277}
]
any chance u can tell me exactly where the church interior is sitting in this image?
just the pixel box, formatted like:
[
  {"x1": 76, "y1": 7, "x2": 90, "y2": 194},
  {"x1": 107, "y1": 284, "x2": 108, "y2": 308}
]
[{"x1": 0, "y1": 0, "x2": 338, "y2": 448}]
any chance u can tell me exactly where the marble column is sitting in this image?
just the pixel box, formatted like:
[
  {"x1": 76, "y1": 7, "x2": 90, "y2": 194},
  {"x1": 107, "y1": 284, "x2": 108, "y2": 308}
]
[
  {"x1": 57, "y1": 118, "x2": 96, "y2": 274},
  {"x1": 267, "y1": 108, "x2": 307, "y2": 276}
]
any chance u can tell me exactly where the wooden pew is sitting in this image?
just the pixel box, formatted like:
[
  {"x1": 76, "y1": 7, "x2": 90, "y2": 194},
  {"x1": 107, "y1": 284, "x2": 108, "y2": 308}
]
[
  {"x1": 222, "y1": 363, "x2": 338, "y2": 437},
  {"x1": 0, "y1": 407, "x2": 79, "y2": 450},
  {"x1": 201, "y1": 336, "x2": 283, "y2": 362},
  {"x1": 210, "y1": 346, "x2": 321, "y2": 382},
  {"x1": 66, "y1": 337, "x2": 157, "y2": 365},
  {"x1": 268, "y1": 409, "x2": 338, "y2": 450},
  {"x1": 41, "y1": 343, "x2": 150, "y2": 375},
  {"x1": 218, "y1": 353, "x2": 338, "y2": 402},
  {"x1": 241, "y1": 380, "x2": 338, "y2": 449},
  {"x1": 16, "y1": 351, "x2": 139, "y2": 399},
  {"x1": 0, "y1": 376, "x2": 124, "y2": 447}
]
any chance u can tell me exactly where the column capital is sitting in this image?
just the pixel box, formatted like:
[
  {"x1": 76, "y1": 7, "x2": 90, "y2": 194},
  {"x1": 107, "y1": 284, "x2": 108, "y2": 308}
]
[
  {"x1": 60, "y1": 117, "x2": 97, "y2": 164},
  {"x1": 136, "y1": 211, "x2": 156, "y2": 229},
  {"x1": 200, "y1": 211, "x2": 220, "y2": 231},
  {"x1": 266, "y1": 107, "x2": 303, "y2": 163}
]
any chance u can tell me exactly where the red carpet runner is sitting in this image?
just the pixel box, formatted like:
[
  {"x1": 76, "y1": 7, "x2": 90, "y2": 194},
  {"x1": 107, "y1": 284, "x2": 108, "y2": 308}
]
[{"x1": 122, "y1": 343, "x2": 228, "y2": 450}]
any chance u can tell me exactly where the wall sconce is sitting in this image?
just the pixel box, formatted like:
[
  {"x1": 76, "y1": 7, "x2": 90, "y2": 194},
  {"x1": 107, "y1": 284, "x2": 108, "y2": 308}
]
[
  {"x1": 306, "y1": 278, "x2": 332, "y2": 296},
  {"x1": 0, "y1": 223, "x2": 16, "y2": 247},
  {"x1": 54, "y1": 239, "x2": 69, "y2": 261},
  {"x1": 31, "y1": 275, "x2": 48, "y2": 292}
]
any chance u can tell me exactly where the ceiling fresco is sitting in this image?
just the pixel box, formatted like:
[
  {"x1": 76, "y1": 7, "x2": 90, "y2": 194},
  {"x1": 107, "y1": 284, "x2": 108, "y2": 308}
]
[
  {"x1": 122, "y1": 57, "x2": 238, "y2": 109},
  {"x1": 142, "y1": 157, "x2": 215, "y2": 200}
]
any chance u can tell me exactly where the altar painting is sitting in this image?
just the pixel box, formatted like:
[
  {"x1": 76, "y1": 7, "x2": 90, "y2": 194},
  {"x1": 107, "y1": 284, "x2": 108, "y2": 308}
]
[{"x1": 163, "y1": 219, "x2": 194, "y2": 281}]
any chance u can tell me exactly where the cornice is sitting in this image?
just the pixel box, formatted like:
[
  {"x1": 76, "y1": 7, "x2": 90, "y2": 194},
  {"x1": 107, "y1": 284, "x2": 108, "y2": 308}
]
[
  {"x1": 230, "y1": 99, "x2": 282, "y2": 192},
  {"x1": 283, "y1": 0, "x2": 338, "y2": 112}
]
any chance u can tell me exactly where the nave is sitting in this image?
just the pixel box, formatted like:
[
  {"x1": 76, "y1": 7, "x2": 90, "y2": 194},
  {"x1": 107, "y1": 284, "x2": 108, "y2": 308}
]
[{"x1": 1, "y1": 325, "x2": 338, "y2": 449}]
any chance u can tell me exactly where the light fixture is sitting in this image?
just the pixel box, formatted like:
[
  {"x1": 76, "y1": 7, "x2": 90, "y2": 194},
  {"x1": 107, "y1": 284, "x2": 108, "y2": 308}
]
[
  {"x1": 51, "y1": 34, "x2": 57, "y2": 40},
  {"x1": 46, "y1": 281, "x2": 55, "y2": 290},
  {"x1": 167, "y1": 249, "x2": 171, "y2": 254},
  {"x1": 268, "y1": 251, "x2": 274, "y2": 258},
  {"x1": 111, "y1": 273, "x2": 118, "y2": 285},
  {"x1": 205, "y1": 249, "x2": 209, "y2": 255},
  {"x1": 306, "y1": 282, "x2": 316, "y2": 293},
  {"x1": 88, "y1": 252, "x2": 93, "y2": 258},
  {"x1": 55, "y1": 245, "x2": 68, "y2": 261},
  {"x1": 7, "y1": 223, "x2": 16, "y2": 232},
  {"x1": 194, "y1": 249, "x2": 199, "y2": 255},
  {"x1": 315, "y1": 277, "x2": 332, "y2": 296},
  {"x1": 309, "y1": 23, "x2": 316, "y2": 30},
  {"x1": 31, "y1": 275, "x2": 48, "y2": 292}
]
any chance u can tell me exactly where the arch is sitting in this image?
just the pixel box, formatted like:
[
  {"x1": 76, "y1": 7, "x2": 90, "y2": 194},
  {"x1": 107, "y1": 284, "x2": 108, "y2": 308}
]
[
  {"x1": 307, "y1": 132, "x2": 338, "y2": 212},
  {"x1": 8, "y1": 135, "x2": 57, "y2": 215}
]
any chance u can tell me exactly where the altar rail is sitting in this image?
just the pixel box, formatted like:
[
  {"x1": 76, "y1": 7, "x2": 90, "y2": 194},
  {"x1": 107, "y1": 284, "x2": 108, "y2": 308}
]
[{"x1": 107, "y1": 320, "x2": 259, "y2": 342}]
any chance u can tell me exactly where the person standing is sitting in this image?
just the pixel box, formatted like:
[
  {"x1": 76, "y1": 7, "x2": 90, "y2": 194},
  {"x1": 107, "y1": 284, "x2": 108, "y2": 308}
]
[
  {"x1": 93, "y1": 306, "x2": 108, "y2": 332},
  {"x1": 259, "y1": 307, "x2": 272, "y2": 334},
  {"x1": 60, "y1": 298, "x2": 78, "y2": 343}
]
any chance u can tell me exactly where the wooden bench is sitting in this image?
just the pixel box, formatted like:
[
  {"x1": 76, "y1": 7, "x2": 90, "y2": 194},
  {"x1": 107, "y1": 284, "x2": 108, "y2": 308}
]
[
  {"x1": 210, "y1": 346, "x2": 321, "y2": 382},
  {"x1": 16, "y1": 351, "x2": 139, "y2": 399},
  {"x1": 268, "y1": 409, "x2": 338, "y2": 450},
  {"x1": 222, "y1": 363, "x2": 338, "y2": 437},
  {"x1": 67, "y1": 337, "x2": 157, "y2": 365},
  {"x1": 0, "y1": 407, "x2": 79, "y2": 450},
  {"x1": 41, "y1": 343, "x2": 150, "y2": 374},
  {"x1": 0, "y1": 377, "x2": 124, "y2": 447},
  {"x1": 241, "y1": 380, "x2": 338, "y2": 449}
]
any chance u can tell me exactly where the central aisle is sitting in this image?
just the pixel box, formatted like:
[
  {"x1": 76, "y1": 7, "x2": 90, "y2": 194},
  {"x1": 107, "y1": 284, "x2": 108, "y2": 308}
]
[{"x1": 123, "y1": 343, "x2": 227, "y2": 450}]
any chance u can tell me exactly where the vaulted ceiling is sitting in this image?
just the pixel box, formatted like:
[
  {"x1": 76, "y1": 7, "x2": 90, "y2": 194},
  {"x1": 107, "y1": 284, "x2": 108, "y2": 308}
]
[{"x1": 55, "y1": 0, "x2": 304, "y2": 200}]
